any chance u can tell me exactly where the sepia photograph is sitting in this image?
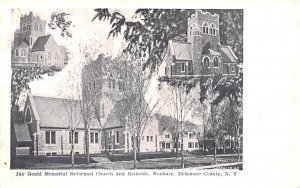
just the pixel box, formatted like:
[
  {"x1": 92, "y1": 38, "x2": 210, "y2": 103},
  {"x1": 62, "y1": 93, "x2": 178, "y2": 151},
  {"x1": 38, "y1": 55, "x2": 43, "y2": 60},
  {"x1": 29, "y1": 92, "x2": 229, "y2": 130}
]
[{"x1": 10, "y1": 8, "x2": 243, "y2": 170}]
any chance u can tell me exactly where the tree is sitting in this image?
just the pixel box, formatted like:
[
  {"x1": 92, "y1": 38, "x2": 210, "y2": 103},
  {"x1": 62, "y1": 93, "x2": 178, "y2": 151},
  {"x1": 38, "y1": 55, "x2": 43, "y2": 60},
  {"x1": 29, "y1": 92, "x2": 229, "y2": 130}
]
[
  {"x1": 105, "y1": 55, "x2": 157, "y2": 169},
  {"x1": 160, "y1": 79, "x2": 195, "y2": 168},
  {"x1": 50, "y1": 9, "x2": 243, "y2": 70},
  {"x1": 92, "y1": 9, "x2": 243, "y2": 70}
]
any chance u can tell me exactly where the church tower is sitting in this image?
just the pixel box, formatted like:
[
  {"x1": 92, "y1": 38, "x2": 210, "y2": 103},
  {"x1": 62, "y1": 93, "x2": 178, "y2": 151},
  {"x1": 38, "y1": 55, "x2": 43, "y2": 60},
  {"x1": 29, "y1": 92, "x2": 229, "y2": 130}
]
[{"x1": 188, "y1": 10, "x2": 222, "y2": 75}]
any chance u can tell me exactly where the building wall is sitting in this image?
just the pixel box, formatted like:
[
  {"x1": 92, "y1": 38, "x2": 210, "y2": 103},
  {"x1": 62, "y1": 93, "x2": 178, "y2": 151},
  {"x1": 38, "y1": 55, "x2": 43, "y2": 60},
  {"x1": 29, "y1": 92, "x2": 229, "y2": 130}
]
[
  {"x1": 101, "y1": 127, "x2": 126, "y2": 153},
  {"x1": 140, "y1": 118, "x2": 159, "y2": 152},
  {"x1": 37, "y1": 128, "x2": 101, "y2": 155}
]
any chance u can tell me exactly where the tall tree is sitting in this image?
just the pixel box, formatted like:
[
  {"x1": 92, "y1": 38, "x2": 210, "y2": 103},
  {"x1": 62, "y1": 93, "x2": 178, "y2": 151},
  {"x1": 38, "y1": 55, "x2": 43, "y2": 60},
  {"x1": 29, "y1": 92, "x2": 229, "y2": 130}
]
[
  {"x1": 160, "y1": 79, "x2": 195, "y2": 168},
  {"x1": 106, "y1": 55, "x2": 157, "y2": 169}
]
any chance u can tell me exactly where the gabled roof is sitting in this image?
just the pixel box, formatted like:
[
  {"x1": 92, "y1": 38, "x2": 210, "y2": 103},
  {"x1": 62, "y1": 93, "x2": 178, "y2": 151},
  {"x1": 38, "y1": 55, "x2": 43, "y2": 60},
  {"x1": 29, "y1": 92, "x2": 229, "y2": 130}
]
[
  {"x1": 14, "y1": 123, "x2": 32, "y2": 142},
  {"x1": 155, "y1": 114, "x2": 198, "y2": 134},
  {"x1": 220, "y1": 46, "x2": 238, "y2": 63},
  {"x1": 31, "y1": 95, "x2": 100, "y2": 129},
  {"x1": 18, "y1": 41, "x2": 29, "y2": 48},
  {"x1": 31, "y1": 35, "x2": 51, "y2": 52},
  {"x1": 169, "y1": 40, "x2": 192, "y2": 61}
]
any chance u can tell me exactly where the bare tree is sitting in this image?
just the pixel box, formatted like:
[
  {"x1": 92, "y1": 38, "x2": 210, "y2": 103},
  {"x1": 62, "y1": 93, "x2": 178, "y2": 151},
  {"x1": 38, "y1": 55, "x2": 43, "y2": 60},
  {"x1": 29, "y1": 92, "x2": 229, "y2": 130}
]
[
  {"x1": 161, "y1": 80, "x2": 195, "y2": 168},
  {"x1": 106, "y1": 56, "x2": 157, "y2": 169}
]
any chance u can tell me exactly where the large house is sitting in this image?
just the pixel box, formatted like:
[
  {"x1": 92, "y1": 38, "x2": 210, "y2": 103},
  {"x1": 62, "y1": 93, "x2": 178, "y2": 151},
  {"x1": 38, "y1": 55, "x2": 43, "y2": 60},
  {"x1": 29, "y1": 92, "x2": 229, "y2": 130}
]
[
  {"x1": 14, "y1": 92, "x2": 101, "y2": 156},
  {"x1": 159, "y1": 10, "x2": 239, "y2": 78},
  {"x1": 11, "y1": 12, "x2": 68, "y2": 68}
]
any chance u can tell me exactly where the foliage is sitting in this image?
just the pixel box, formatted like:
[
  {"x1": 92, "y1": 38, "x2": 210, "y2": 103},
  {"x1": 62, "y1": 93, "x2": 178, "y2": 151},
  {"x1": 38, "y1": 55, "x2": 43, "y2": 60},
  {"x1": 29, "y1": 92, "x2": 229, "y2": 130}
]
[
  {"x1": 92, "y1": 9, "x2": 243, "y2": 71},
  {"x1": 11, "y1": 65, "x2": 61, "y2": 110},
  {"x1": 48, "y1": 12, "x2": 73, "y2": 38}
]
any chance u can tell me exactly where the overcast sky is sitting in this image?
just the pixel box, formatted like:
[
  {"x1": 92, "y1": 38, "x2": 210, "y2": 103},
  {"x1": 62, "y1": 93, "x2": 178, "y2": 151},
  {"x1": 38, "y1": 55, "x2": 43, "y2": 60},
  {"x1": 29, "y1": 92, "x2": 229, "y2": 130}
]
[{"x1": 12, "y1": 8, "x2": 135, "y2": 98}]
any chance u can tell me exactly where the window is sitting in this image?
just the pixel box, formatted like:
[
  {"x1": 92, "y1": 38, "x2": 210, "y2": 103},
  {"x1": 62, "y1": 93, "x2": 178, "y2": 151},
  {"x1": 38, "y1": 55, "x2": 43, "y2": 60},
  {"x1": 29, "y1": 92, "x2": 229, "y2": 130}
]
[
  {"x1": 48, "y1": 52, "x2": 51, "y2": 59},
  {"x1": 45, "y1": 131, "x2": 56, "y2": 144},
  {"x1": 40, "y1": 24, "x2": 43, "y2": 32},
  {"x1": 181, "y1": 62, "x2": 185, "y2": 72},
  {"x1": 90, "y1": 132, "x2": 98, "y2": 144},
  {"x1": 178, "y1": 142, "x2": 181, "y2": 148},
  {"x1": 52, "y1": 152, "x2": 57, "y2": 156},
  {"x1": 166, "y1": 143, "x2": 170, "y2": 149},
  {"x1": 69, "y1": 132, "x2": 78, "y2": 144},
  {"x1": 231, "y1": 66, "x2": 235, "y2": 72},
  {"x1": 213, "y1": 57, "x2": 219, "y2": 67},
  {"x1": 210, "y1": 24, "x2": 216, "y2": 35},
  {"x1": 203, "y1": 57, "x2": 210, "y2": 67},
  {"x1": 150, "y1": 136, "x2": 153, "y2": 142},
  {"x1": 188, "y1": 62, "x2": 192, "y2": 72},
  {"x1": 46, "y1": 153, "x2": 51, "y2": 156},
  {"x1": 188, "y1": 142, "x2": 194, "y2": 148},
  {"x1": 165, "y1": 134, "x2": 170, "y2": 139},
  {"x1": 34, "y1": 23, "x2": 38, "y2": 31},
  {"x1": 147, "y1": 136, "x2": 149, "y2": 142},
  {"x1": 115, "y1": 131, "x2": 119, "y2": 144},
  {"x1": 30, "y1": 36, "x2": 32, "y2": 46},
  {"x1": 25, "y1": 107, "x2": 32, "y2": 122},
  {"x1": 109, "y1": 131, "x2": 112, "y2": 139},
  {"x1": 202, "y1": 22, "x2": 209, "y2": 34},
  {"x1": 40, "y1": 55, "x2": 43, "y2": 60},
  {"x1": 188, "y1": 132, "x2": 193, "y2": 139},
  {"x1": 15, "y1": 49, "x2": 18, "y2": 57},
  {"x1": 162, "y1": 143, "x2": 165, "y2": 149},
  {"x1": 95, "y1": 133, "x2": 98, "y2": 143},
  {"x1": 21, "y1": 49, "x2": 26, "y2": 57},
  {"x1": 195, "y1": 142, "x2": 199, "y2": 148},
  {"x1": 90, "y1": 132, "x2": 94, "y2": 144}
]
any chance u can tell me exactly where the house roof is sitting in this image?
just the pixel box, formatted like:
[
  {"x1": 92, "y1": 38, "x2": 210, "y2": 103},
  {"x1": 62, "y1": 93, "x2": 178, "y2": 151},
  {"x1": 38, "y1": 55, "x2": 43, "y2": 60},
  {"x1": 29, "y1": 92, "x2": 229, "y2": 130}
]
[
  {"x1": 18, "y1": 41, "x2": 29, "y2": 48},
  {"x1": 170, "y1": 40, "x2": 192, "y2": 61},
  {"x1": 155, "y1": 114, "x2": 198, "y2": 134},
  {"x1": 220, "y1": 46, "x2": 238, "y2": 63},
  {"x1": 32, "y1": 95, "x2": 100, "y2": 129},
  {"x1": 31, "y1": 35, "x2": 51, "y2": 52},
  {"x1": 14, "y1": 123, "x2": 32, "y2": 142}
]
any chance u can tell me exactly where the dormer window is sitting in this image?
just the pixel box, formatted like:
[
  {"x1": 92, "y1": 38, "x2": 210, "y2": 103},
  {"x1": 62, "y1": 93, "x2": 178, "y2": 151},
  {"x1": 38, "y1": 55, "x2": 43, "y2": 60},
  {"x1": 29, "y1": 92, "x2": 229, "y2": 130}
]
[
  {"x1": 210, "y1": 24, "x2": 216, "y2": 35},
  {"x1": 213, "y1": 57, "x2": 219, "y2": 67},
  {"x1": 203, "y1": 57, "x2": 210, "y2": 67},
  {"x1": 202, "y1": 22, "x2": 209, "y2": 34}
]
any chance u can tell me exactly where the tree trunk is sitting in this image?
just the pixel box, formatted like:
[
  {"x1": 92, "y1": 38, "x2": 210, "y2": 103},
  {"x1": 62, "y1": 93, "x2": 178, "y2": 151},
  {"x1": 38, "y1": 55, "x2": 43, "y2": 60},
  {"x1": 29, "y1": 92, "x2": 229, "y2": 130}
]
[
  {"x1": 71, "y1": 130, "x2": 75, "y2": 169},
  {"x1": 214, "y1": 140, "x2": 217, "y2": 165},
  {"x1": 203, "y1": 126, "x2": 206, "y2": 156},
  {"x1": 84, "y1": 120, "x2": 90, "y2": 165},
  {"x1": 133, "y1": 135, "x2": 137, "y2": 169},
  {"x1": 137, "y1": 137, "x2": 141, "y2": 161},
  {"x1": 181, "y1": 132, "x2": 184, "y2": 168},
  {"x1": 175, "y1": 137, "x2": 179, "y2": 158},
  {"x1": 236, "y1": 125, "x2": 240, "y2": 162}
]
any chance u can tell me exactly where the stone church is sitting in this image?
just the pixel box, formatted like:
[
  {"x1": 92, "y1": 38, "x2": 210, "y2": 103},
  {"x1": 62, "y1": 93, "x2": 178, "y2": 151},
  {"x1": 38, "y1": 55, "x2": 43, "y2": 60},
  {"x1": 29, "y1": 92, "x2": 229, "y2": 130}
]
[
  {"x1": 11, "y1": 12, "x2": 68, "y2": 68},
  {"x1": 160, "y1": 10, "x2": 239, "y2": 78}
]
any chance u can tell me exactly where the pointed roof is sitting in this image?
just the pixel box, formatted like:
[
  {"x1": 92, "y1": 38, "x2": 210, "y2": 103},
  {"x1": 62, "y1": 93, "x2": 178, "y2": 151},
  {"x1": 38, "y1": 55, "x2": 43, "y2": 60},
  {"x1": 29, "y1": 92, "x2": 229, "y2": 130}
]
[
  {"x1": 29, "y1": 95, "x2": 100, "y2": 129},
  {"x1": 18, "y1": 41, "x2": 29, "y2": 48},
  {"x1": 220, "y1": 46, "x2": 238, "y2": 63},
  {"x1": 169, "y1": 40, "x2": 192, "y2": 61},
  {"x1": 31, "y1": 35, "x2": 51, "y2": 52}
]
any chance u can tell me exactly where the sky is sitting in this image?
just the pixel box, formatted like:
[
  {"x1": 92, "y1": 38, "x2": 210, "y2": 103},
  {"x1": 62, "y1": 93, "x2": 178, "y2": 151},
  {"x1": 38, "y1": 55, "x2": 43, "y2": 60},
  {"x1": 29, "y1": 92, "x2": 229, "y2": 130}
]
[{"x1": 12, "y1": 8, "x2": 136, "y2": 98}]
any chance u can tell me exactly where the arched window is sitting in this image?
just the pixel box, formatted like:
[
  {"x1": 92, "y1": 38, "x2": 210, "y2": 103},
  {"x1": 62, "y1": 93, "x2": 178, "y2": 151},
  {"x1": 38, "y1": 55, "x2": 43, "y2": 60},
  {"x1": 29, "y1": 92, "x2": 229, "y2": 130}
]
[
  {"x1": 213, "y1": 57, "x2": 219, "y2": 67},
  {"x1": 210, "y1": 24, "x2": 216, "y2": 35},
  {"x1": 25, "y1": 107, "x2": 32, "y2": 122},
  {"x1": 21, "y1": 49, "x2": 26, "y2": 57},
  {"x1": 202, "y1": 22, "x2": 209, "y2": 34},
  {"x1": 203, "y1": 57, "x2": 210, "y2": 67}
]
